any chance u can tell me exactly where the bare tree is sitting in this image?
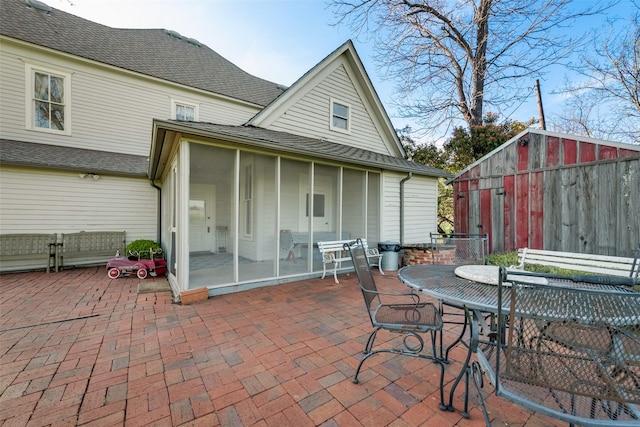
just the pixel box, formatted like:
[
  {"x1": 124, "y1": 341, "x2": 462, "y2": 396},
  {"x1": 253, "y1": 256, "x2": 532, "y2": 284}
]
[
  {"x1": 550, "y1": 87, "x2": 600, "y2": 138},
  {"x1": 331, "y1": 0, "x2": 616, "y2": 135},
  {"x1": 553, "y1": 3, "x2": 640, "y2": 143}
]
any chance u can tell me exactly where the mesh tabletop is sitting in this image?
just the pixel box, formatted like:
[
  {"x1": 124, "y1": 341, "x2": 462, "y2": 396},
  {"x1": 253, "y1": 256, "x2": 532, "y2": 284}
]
[
  {"x1": 398, "y1": 264, "x2": 506, "y2": 311},
  {"x1": 398, "y1": 264, "x2": 635, "y2": 314}
]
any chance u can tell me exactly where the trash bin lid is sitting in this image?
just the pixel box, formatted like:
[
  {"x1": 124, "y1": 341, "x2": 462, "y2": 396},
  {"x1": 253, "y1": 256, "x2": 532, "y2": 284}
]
[{"x1": 378, "y1": 241, "x2": 401, "y2": 251}]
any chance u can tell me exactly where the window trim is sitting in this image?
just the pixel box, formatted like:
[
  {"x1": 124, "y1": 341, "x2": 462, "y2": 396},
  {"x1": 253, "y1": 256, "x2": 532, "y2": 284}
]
[
  {"x1": 329, "y1": 98, "x2": 351, "y2": 134},
  {"x1": 171, "y1": 99, "x2": 199, "y2": 121},
  {"x1": 25, "y1": 64, "x2": 71, "y2": 135}
]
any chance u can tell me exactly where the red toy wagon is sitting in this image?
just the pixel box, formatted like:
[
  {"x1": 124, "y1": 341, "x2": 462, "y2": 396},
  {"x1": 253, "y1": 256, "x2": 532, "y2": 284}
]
[{"x1": 106, "y1": 248, "x2": 167, "y2": 279}]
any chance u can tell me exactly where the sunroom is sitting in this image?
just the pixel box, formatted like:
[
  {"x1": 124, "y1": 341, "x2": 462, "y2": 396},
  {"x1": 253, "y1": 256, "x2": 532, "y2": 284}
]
[{"x1": 150, "y1": 120, "x2": 447, "y2": 297}]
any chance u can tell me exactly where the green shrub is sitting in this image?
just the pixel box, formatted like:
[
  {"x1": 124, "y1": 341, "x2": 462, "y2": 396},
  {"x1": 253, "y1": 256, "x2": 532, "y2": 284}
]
[{"x1": 126, "y1": 239, "x2": 163, "y2": 259}]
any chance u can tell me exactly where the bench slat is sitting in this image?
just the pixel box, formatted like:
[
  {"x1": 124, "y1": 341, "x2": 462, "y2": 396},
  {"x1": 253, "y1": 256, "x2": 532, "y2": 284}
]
[
  {"x1": 524, "y1": 254, "x2": 633, "y2": 272},
  {"x1": 521, "y1": 248, "x2": 635, "y2": 264},
  {"x1": 517, "y1": 247, "x2": 638, "y2": 278}
]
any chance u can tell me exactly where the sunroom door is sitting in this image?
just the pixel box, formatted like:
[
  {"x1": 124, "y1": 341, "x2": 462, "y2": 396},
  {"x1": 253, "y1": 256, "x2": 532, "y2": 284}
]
[
  {"x1": 299, "y1": 174, "x2": 333, "y2": 232},
  {"x1": 189, "y1": 184, "x2": 216, "y2": 253}
]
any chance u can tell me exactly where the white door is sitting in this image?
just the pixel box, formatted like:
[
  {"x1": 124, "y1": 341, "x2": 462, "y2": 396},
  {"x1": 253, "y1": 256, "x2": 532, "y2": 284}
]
[{"x1": 189, "y1": 184, "x2": 216, "y2": 253}]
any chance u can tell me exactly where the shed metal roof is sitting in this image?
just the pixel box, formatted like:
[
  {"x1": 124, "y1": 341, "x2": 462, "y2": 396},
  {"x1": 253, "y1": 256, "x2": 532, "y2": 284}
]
[{"x1": 446, "y1": 128, "x2": 640, "y2": 184}]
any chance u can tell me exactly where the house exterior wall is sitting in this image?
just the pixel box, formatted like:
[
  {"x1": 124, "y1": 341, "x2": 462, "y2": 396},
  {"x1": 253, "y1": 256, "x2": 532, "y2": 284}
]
[
  {"x1": 0, "y1": 37, "x2": 260, "y2": 266},
  {"x1": 382, "y1": 172, "x2": 438, "y2": 244},
  {"x1": 452, "y1": 131, "x2": 640, "y2": 257},
  {"x1": 0, "y1": 165, "x2": 156, "y2": 255},
  {"x1": 0, "y1": 40, "x2": 260, "y2": 156},
  {"x1": 2, "y1": 24, "x2": 445, "y2": 291},
  {"x1": 402, "y1": 175, "x2": 439, "y2": 245},
  {"x1": 266, "y1": 63, "x2": 391, "y2": 155}
]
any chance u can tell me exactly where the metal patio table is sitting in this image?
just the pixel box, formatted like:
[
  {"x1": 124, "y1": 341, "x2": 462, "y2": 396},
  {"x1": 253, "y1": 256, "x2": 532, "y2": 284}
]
[
  {"x1": 397, "y1": 263, "x2": 638, "y2": 422},
  {"x1": 398, "y1": 264, "x2": 500, "y2": 420}
]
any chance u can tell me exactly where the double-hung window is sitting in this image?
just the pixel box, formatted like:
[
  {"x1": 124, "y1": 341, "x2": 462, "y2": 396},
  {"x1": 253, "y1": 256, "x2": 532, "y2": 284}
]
[
  {"x1": 241, "y1": 163, "x2": 253, "y2": 238},
  {"x1": 172, "y1": 99, "x2": 198, "y2": 121},
  {"x1": 330, "y1": 98, "x2": 350, "y2": 133},
  {"x1": 26, "y1": 64, "x2": 71, "y2": 134}
]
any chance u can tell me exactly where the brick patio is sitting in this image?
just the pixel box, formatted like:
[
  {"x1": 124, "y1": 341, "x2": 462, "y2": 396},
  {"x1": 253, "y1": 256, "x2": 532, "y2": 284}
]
[{"x1": 0, "y1": 267, "x2": 563, "y2": 426}]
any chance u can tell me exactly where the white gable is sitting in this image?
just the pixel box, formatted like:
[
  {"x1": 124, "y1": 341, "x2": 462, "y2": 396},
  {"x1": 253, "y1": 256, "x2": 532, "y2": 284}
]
[
  {"x1": 264, "y1": 63, "x2": 390, "y2": 155},
  {"x1": 248, "y1": 41, "x2": 404, "y2": 158}
]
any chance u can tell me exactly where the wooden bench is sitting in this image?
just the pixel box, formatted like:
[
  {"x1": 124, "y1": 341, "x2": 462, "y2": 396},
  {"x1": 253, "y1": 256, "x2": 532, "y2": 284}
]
[
  {"x1": 0, "y1": 233, "x2": 57, "y2": 273},
  {"x1": 318, "y1": 239, "x2": 383, "y2": 284},
  {"x1": 59, "y1": 231, "x2": 126, "y2": 270},
  {"x1": 513, "y1": 247, "x2": 640, "y2": 279}
]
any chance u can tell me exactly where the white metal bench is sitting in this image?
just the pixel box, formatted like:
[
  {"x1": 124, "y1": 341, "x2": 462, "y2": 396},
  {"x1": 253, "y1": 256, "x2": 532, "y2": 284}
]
[
  {"x1": 512, "y1": 247, "x2": 640, "y2": 279},
  {"x1": 317, "y1": 239, "x2": 383, "y2": 284}
]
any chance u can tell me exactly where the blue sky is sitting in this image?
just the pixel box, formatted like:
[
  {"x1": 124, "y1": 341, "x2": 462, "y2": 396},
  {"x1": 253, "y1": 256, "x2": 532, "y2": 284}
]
[{"x1": 51, "y1": 0, "x2": 633, "y2": 143}]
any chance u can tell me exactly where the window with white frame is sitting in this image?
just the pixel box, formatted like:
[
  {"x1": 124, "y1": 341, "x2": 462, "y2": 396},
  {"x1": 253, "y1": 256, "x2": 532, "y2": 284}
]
[
  {"x1": 330, "y1": 98, "x2": 350, "y2": 133},
  {"x1": 241, "y1": 163, "x2": 253, "y2": 237},
  {"x1": 26, "y1": 64, "x2": 71, "y2": 134},
  {"x1": 171, "y1": 100, "x2": 198, "y2": 121}
]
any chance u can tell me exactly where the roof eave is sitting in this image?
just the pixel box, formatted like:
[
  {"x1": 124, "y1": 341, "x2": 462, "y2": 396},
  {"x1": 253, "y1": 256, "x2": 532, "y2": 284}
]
[{"x1": 151, "y1": 120, "x2": 449, "y2": 179}]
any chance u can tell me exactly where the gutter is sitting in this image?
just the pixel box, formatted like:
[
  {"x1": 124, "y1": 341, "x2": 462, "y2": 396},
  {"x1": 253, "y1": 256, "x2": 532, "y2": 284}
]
[{"x1": 399, "y1": 172, "x2": 413, "y2": 246}]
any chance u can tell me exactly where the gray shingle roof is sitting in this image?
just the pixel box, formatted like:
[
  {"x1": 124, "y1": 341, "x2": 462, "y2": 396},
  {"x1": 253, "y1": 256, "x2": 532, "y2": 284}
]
[
  {"x1": 154, "y1": 120, "x2": 450, "y2": 178},
  {"x1": 0, "y1": 139, "x2": 148, "y2": 177},
  {"x1": 0, "y1": 0, "x2": 285, "y2": 106}
]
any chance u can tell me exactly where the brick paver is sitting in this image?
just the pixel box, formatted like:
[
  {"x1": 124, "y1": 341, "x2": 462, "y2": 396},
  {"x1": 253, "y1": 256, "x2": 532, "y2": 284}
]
[{"x1": 0, "y1": 267, "x2": 564, "y2": 426}]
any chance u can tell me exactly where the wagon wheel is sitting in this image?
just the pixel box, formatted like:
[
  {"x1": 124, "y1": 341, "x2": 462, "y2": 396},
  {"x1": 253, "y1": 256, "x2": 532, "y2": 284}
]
[
  {"x1": 137, "y1": 268, "x2": 148, "y2": 279},
  {"x1": 108, "y1": 268, "x2": 121, "y2": 279}
]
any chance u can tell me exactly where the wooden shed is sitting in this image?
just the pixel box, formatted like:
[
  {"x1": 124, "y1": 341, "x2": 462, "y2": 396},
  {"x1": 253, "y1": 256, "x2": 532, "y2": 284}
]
[{"x1": 448, "y1": 129, "x2": 640, "y2": 257}]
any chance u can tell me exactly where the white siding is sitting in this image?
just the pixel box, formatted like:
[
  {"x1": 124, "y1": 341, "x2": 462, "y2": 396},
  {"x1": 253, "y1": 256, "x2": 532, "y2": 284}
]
[
  {"x1": 382, "y1": 172, "x2": 438, "y2": 244},
  {"x1": 0, "y1": 42, "x2": 260, "y2": 157},
  {"x1": 403, "y1": 176, "x2": 438, "y2": 244},
  {"x1": 0, "y1": 166, "x2": 157, "y2": 242},
  {"x1": 382, "y1": 172, "x2": 401, "y2": 242},
  {"x1": 267, "y1": 64, "x2": 391, "y2": 155}
]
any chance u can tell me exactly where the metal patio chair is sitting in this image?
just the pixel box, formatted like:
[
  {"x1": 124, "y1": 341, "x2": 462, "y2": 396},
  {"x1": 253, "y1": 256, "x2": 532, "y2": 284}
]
[
  {"x1": 344, "y1": 239, "x2": 446, "y2": 409},
  {"x1": 487, "y1": 268, "x2": 640, "y2": 426}
]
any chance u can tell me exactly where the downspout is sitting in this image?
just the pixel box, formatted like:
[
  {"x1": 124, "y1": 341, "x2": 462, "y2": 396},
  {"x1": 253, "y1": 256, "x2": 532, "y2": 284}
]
[
  {"x1": 399, "y1": 173, "x2": 412, "y2": 246},
  {"x1": 150, "y1": 180, "x2": 162, "y2": 244}
]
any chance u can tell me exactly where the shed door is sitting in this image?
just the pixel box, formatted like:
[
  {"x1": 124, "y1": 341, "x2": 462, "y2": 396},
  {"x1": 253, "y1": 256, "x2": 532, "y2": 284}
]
[
  {"x1": 491, "y1": 187, "x2": 505, "y2": 253},
  {"x1": 469, "y1": 190, "x2": 480, "y2": 235}
]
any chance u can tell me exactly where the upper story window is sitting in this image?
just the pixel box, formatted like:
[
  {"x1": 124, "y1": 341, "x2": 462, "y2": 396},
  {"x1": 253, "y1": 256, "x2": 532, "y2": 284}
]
[
  {"x1": 330, "y1": 98, "x2": 350, "y2": 133},
  {"x1": 171, "y1": 99, "x2": 198, "y2": 121},
  {"x1": 26, "y1": 64, "x2": 71, "y2": 134}
]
